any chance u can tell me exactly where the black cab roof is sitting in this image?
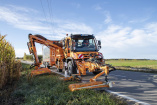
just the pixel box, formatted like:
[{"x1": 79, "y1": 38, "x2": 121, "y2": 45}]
[{"x1": 70, "y1": 34, "x2": 95, "y2": 39}]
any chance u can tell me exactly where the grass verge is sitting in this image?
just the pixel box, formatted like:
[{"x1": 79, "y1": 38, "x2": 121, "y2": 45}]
[
  {"x1": 0, "y1": 63, "x2": 31, "y2": 104},
  {"x1": 106, "y1": 59, "x2": 157, "y2": 72},
  {"x1": 1, "y1": 63, "x2": 126, "y2": 105}
]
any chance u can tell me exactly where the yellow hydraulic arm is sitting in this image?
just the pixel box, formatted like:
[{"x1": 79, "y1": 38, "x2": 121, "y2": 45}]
[
  {"x1": 63, "y1": 55, "x2": 115, "y2": 91},
  {"x1": 27, "y1": 34, "x2": 63, "y2": 76},
  {"x1": 68, "y1": 63, "x2": 110, "y2": 91}
]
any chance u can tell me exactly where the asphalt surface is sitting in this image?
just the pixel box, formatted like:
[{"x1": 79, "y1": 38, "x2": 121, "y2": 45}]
[
  {"x1": 49, "y1": 67, "x2": 156, "y2": 105},
  {"x1": 80, "y1": 70, "x2": 157, "y2": 105},
  {"x1": 108, "y1": 70, "x2": 157, "y2": 105},
  {"x1": 21, "y1": 61, "x2": 157, "y2": 105}
]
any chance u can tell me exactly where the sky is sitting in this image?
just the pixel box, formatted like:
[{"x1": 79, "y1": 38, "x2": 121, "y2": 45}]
[{"x1": 0, "y1": 0, "x2": 157, "y2": 59}]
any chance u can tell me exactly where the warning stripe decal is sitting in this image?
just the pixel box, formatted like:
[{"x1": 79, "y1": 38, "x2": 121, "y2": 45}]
[
  {"x1": 78, "y1": 54, "x2": 84, "y2": 59},
  {"x1": 98, "y1": 53, "x2": 103, "y2": 58}
]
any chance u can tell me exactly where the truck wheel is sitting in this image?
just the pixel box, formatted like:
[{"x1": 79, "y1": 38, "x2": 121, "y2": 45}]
[
  {"x1": 57, "y1": 68, "x2": 62, "y2": 72},
  {"x1": 93, "y1": 71, "x2": 101, "y2": 75},
  {"x1": 67, "y1": 61, "x2": 77, "y2": 76},
  {"x1": 44, "y1": 62, "x2": 50, "y2": 68},
  {"x1": 57, "y1": 61, "x2": 62, "y2": 72},
  {"x1": 47, "y1": 66, "x2": 51, "y2": 69}
]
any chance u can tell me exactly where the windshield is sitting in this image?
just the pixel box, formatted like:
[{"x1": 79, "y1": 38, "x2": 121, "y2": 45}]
[{"x1": 72, "y1": 38, "x2": 97, "y2": 52}]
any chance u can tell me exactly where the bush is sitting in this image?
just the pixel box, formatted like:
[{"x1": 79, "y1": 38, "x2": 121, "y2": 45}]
[
  {"x1": 0, "y1": 35, "x2": 21, "y2": 89},
  {"x1": 23, "y1": 53, "x2": 43, "y2": 62}
]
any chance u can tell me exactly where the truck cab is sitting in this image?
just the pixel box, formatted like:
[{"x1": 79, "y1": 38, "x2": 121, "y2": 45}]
[
  {"x1": 62, "y1": 34, "x2": 104, "y2": 75},
  {"x1": 63, "y1": 34, "x2": 102, "y2": 58}
]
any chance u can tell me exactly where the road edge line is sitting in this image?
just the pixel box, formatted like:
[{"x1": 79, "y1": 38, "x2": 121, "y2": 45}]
[
  {"x1": 105, "y1": 89, "x2": 150, "y2": 105},
  {"x1": 50, "y1": 68, "x2": 150, "y2": 105}
]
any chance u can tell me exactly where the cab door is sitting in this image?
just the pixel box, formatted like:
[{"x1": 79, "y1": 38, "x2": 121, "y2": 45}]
[{"x1": 64, "y1": 39, "x2": 71, "y2": 57}]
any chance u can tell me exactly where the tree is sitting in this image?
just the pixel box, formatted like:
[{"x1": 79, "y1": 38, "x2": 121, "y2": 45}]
[{"x1": 23, "y1": 52, "x2": 27, "y2": 60}]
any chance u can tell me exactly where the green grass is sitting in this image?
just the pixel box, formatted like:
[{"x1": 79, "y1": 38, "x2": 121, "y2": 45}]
[
  {"x1": 11, "y1": 75, "x2": 124, "y2": 105},
  {"x1": 2, "y1": 63, "x2": 125, "y2": 105},
  {"x1": 106, "y1": 59, "x2": 157, "y2": 69}
]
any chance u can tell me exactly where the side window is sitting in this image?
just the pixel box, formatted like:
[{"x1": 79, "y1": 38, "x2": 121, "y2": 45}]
[
  {"x1": 67, "y1": 40, "x2": 69, "y2": 47},
  {"x1": 89, "y1": 39, "x2": 95, "y2": 45},
  {"x1": 67, "y1": 39, "x2": 70, "y2": 53},
  {"x1": 89, "y1": 39, "x2": 92, "y2": 44},
  {"x1": 78, "y1": 40, "x2": 83, "y2": 47}
]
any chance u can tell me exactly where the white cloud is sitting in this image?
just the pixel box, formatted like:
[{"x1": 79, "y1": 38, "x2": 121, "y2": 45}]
[
  {"x1": 0, "y1": 5, "x2": 93, "y2": 36},
  {"x1": 145, "y1": 22, "x2": 157, "y2": 43},
  {"x1": 0, "y1": 5, "x2": 93, "y2": 57},
  {"x1": 94, "y1": 4, "x2": 102, "y2": 10},
  {"x1": 0, "y1": 6, "x2": 51, "y2": 34},
  {"x1": 96, "y1": 24, "x2": 157, "y2": 59},
  {"x1": 103, "y1": 11, "x2": 112, "y2": 24},
  {"x1": 129, "y1": 17, "x2": 150, "y2": 23},
  {"x1": 1, "y1": 5, "x2": 157, "y2": 59},
  {"x1": 94, "y1": 5, "x2": 112, "y2": 24},
  {"x1": 59, "y1": 23, "x2": 93, "y2": 34},
  {"x1": 97, "y1": 25, "x2": 131, "y2": 49},
  {"x1": 8, "y1": 5, "x2": 38, "y2": 13}
]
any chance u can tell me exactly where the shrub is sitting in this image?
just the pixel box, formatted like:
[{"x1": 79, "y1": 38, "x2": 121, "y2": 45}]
[
  {"x1": 0, "y1": 35, "x2": 21, "y2": 89},
  {"x1": 23, "y1": 53, "x2": 43, "y2": 62}
]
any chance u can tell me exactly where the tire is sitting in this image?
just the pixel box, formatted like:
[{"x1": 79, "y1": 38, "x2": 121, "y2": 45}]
[
  {"x1": 44, "y1": 62, "x2": 51, "y2": 69},
  {"x1": 44, "y1": 62, "x2": 47, "y2": 68},
  {"x1": 56, "y1": 61, "x2": 62, "y2": 72},
  {"x1": 57, "y1": 68, "x2": 62, "y2": 72},
  {"x1": 67, "y1": 61, "x2": 77, "y2": 76},
  {"x1": 92, "y1": 71, "x2": 101, "y2": 75},
  {"x1": 47, "y1": 66, "x2": 51, "y2": 69}
]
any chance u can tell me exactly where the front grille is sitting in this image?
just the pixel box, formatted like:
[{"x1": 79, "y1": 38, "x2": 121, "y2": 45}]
[{"x1": 83, "y1": 53, "x2": 96, "y2": 58}]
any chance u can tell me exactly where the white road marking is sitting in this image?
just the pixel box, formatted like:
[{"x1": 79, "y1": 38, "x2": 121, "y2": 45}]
[
  {"x1": 110, "y1": 74, "x2": 126, "y2": 78},
  {"x1": 106, "y1": 90, "x2": 150, "y2": 105}
]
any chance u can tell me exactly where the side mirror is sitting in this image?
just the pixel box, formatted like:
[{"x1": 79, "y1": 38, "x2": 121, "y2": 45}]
[
  {"x1": 98, "y1": 40, "x2": 101, "y2": 46},
  {"x1": 97, "y1": 40, "x2": 101, "y2": 50},
  {"x1": 62, "y1": 40, "x2": 65, "y2": 46},
  {"x1": 62, "y1": 40, "x2": 65, "y2": 49}
]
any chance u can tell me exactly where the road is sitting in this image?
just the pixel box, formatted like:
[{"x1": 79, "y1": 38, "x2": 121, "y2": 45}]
[
  {"x1": 50, "y1": 68, "x2": 157, "y2": 105},
  {"x1": 79, "y1": 70, "x2": 157, "y2": 105},
  {"x1": 108, "y1": 70, "x2": 157, "y2": 105},
  {"x1": 21, "y1": 61, "x2": 157, "y2": 104}
]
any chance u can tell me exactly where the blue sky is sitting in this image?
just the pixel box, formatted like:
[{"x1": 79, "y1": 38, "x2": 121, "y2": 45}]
[{"x1": 0, "y1": 0, "x2": 157, "y2": 59}]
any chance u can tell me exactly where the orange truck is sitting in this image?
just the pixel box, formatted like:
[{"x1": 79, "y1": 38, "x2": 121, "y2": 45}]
[{"x1": 27, "y1": 34, "x2": 115, "y2": 91}]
